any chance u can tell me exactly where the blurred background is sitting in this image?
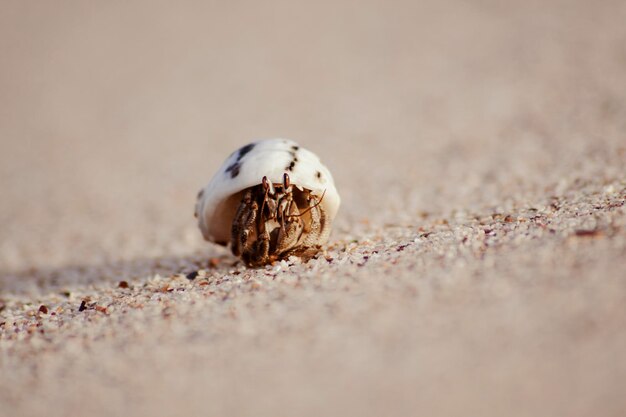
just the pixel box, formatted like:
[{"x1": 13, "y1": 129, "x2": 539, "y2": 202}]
[
  {"x1": 1, "y1": 2, "x2": 626, "y2": 416},
  {"x1": 1, "y1": 0, "x2": 625, "y2": 278}
]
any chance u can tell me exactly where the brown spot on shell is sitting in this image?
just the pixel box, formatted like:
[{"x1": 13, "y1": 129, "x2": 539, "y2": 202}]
[
  {"x1": 225, "y1": 162, "x2": 241, "y2": 178},
  {"x1": 237, "y1": 143, "x2": 255, "y2": 160}
]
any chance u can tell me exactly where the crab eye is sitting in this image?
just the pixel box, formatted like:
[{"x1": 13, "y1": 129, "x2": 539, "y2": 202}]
[
  {"x1": 283, "y1": 173, "x2": 290, "y2": 189},
  {"x1": 262, "y1": 176, "x2": 270, "y2": 190}
]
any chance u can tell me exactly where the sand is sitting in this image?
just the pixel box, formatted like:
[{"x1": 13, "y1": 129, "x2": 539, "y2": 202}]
[{"x1": 1, "y1": 1, "x2": 625, "y2": 416}]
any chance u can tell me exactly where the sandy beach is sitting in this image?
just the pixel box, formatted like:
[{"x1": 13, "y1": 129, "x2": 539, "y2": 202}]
[{"x1": 1, "y1": 1, "x2": 625, "y2": 416}]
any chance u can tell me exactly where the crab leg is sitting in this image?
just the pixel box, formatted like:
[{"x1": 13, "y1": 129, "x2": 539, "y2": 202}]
[
  {"x1": 296, "y1": 193, "x2": 326, "y2": 251},
  {"x1": 274, "y1": 195, "x2": 304, "y2": 256},
  {"x1": 230, "y1": 189, "x2": 258, "y2": 257}
]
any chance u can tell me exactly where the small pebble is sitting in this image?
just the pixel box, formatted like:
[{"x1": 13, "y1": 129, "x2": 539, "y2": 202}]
[{"x1": 574, "y1": 229, "x2": 602, "y2": 238}]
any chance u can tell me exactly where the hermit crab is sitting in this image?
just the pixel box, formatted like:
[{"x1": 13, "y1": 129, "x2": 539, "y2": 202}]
[{"x1": 195, "y1": 139, "x2": 340, "y2": 266}]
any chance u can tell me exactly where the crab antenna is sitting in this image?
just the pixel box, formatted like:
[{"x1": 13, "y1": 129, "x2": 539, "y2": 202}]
[{"x1": 296, "y1": 189, "x2": 326, "y2": 217}]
